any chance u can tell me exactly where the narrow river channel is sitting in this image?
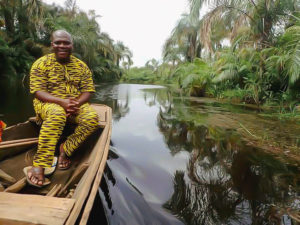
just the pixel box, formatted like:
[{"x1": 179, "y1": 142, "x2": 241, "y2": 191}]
[{"x1": 1, "y1": 81, "x2": 299, "y2": 225}]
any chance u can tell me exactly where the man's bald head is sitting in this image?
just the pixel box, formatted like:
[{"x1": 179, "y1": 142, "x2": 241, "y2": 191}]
[{"x1": 51, "y1": 30, "x2": 73, "y2": 43}]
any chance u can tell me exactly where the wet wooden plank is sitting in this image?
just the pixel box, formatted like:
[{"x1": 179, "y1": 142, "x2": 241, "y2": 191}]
[{"x1": 0, "y1": 192, "x2": 75, "y2": 225}]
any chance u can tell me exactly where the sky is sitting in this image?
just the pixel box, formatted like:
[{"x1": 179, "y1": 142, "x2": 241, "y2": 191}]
[{"x1": 43, "y1": 0, "x2": 189, "y2": 66}]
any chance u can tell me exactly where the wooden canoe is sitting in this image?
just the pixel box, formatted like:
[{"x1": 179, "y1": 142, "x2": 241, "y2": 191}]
[{"x1": 0, "y1": 104, "x2": 112, "y2": 225}]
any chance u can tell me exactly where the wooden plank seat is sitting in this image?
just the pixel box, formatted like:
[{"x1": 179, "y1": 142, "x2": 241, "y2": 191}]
[{"x1": 0, "y1": 192, "x2": 75, "y2": 225}]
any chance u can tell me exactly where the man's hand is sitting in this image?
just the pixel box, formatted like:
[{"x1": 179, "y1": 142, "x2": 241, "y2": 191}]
[
  {"x1": 35, "y1": 91, "x2": 92, "y2": 117},
  {"x1": 60, "y1": 98, "x2": 80, "y2": 116},
  {"x1": 67, "y1": 98, "x2": 80, "y2": 116}
]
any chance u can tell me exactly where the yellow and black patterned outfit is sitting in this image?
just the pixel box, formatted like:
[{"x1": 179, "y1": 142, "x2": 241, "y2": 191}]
[{"x1": 30, "y1": 53, "x2": 99, "y2": 168}]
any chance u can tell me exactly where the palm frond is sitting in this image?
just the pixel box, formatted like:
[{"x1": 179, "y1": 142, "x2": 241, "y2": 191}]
[
  {"x1": 182, "y1": 73, "x2": 199, "y2": 88},
  {"x1": 287, "y1": 41, "x2": 300, "y2": 84}
]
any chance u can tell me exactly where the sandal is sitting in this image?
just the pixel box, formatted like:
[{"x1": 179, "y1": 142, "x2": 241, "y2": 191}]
[
  {"x1": 58, "y1": 143, "x2": 71, "y2": 170},
  {"x1": 23, "y1": 157, "x2": 58, "y2": 176},
  {"x1": 23, "y1": 167, "x2": 51, "y2": 188}
]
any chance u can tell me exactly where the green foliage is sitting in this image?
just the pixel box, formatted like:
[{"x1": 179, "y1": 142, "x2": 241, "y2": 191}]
[
  {"x1": 0, "y1": 0, "x2": 132, "y2": 82},
  {"x1": 281, "y1": 26, "x2": 300, "y2": 84},
  {"x1": 173, "y1": 58, "x2": 211, "y2": 96},
  {"x1": 0, "y1": 36, "x2": 35, "y2": 78},
  {"x1": 121, "y1": 67, "x2": 158, "y2": 83},
  {"x1": 124, "y1": 0, "x2": 299, "y2": 109},
  {"x1": 217, "y1": 89, "x2": 251, "y2": 103}
]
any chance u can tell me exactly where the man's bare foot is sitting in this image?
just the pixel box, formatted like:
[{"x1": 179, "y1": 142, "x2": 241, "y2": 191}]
[
  {"x1": 27, "y1": 167, "x2": 47, "y2": 187},
  {"x1": 58, "y1": 143, "x2": 71, "y2": 170}
]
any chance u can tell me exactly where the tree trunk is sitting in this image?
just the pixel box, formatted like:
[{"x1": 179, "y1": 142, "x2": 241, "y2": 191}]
[
  {"x1": 189, "y1": 34, "x2": 197, "y2": 62},
  {"x1": 196, "y1": 44, "x2": 202, "y2": 58},
  {"x1": 3, "y1": 8, "x2": 15, "y2": 37}
]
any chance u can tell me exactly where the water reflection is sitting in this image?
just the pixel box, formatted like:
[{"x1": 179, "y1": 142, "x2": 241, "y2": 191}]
[
  {"x1": 92, "y1": 84, "x2": 299, "y2": 225},
  {"x1": 156, "y1": 90, "x2": 300, "y2": 225},
  {"x1": 94, "y1": 84, "x2": 130, "y2": 121},
  {"x1": 94, "y1": 84, "x2": 185, "y2": 224},
  {"x1": 99, "y1": 147, "x2": 183, "y2": 225}
]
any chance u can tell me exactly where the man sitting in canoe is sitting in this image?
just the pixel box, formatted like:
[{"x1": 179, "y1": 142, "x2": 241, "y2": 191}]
[{"x1": 27, "y1": 30, "x2": 99, "y2": 187}]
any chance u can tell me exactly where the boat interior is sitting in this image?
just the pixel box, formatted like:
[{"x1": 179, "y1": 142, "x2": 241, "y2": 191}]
[
  {"x1": 0, "y1": 104, "x2": 111, "y2": 225},
  {"x1": 1, "y1": 121, "x2": 102, "y2": 196}
]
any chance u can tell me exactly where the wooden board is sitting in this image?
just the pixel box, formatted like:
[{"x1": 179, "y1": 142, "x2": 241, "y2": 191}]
[
  {"x1": 0, "y1": 219, "x2": 35, "y2": 225},
  {"x1": 0, "y1": 192, "x2": 75, "y2": 225},
  {"x1": 79, "y1": 120, "x2": 111, "y2": 225},
  {"x1": 65, "y1": 105, "x2": 112, "y2": 225},
  {"x1": 0, "y1": 139, "x2": 38, "y2": 149},
  {"x1": 94, "y1": 105, "x2": 107, "y2": 128}
]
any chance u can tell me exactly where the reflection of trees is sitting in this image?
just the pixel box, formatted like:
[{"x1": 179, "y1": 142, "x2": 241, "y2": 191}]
[
  {"x1": 142, "y1": 87, "x2": 173, "y2": 109},
  {"x1": 158, "y1": 111, "x2": 191, "y2": 154},
  {"x1": 94, "y1": 84, "x2": 130, "y2": 121},
  {"x1": 143, "y1": 91, "x2": 157, "y2": 107},
  {"x1": 111, "y1": 95, "x2": 129, "y2": 122},
  {"x1": 164, "y1": 170, "x2": 243, "y2": 225},
  {"x1": 162, "y1": 127, "x2": 246, "y2": 224},
  {"x1": 158, "y1": 97, "x2": 300, "y2": 224}
]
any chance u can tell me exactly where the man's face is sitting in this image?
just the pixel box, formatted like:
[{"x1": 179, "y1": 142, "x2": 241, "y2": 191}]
[{"x1": 51, "y1": 32, "x2": 73, "y2": 62}]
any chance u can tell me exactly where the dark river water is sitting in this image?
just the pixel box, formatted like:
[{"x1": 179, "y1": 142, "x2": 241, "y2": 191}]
[{"x1": 1, "y1": 80, "x2": 300, "y2": 225}]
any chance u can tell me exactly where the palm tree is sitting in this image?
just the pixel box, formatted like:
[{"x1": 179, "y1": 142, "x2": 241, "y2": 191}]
[
  {"x1": 0, "y1": 0, "x2": 132, "y2": 81},
  {"x1": 0, "y1": 0, "x2": 43, "y2": 39},
  {"x1": 0, "y1": 0, "x2": 44, "y2": 78},
  {"x1": 113, "y1": 41, "x2": 133, "y2": 67},
  {"x1": 163, "y1": 13, "x2": 201, "y2": 62},
  {"x1": 42, "y1": 2, "x2": 131, "y2": 81},
  {"x1": 264, "y1": 24, "x2": 300, "y2": 86},
  {"x1": 145, "y1": 58, "x2": 159, "y2": 70},
  {"x1": 189, "y1": 0, "x2": 297, "y2": 50},
  {"x1": 0, "y1": 0, "x2": 16, "y2": 36},
  {"x1": 162, "y1": 44, "x2": 183, "y2": 66},
  {"x1": 64, "y1": 0, "x2": 77, "y2": 18}
]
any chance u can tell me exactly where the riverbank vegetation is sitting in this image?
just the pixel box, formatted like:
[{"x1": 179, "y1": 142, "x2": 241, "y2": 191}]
[
  {"x1": 122, "y1": 0, "x2": 299, "y2": 111},
  {"x1": 0, "y1": 0, "x2": 132, "y2": 82}
]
